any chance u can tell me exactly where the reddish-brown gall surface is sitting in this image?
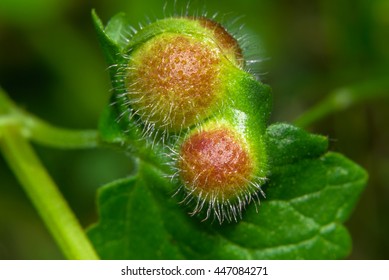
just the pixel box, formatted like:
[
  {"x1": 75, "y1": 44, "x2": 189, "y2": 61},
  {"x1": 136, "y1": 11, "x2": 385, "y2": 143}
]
[
  {"x1": 179, "y1": 128, "x2": 253, "y2": 198},
  {"x1": 197, "y1": 17, "x2": 244, "y2": 66},
  {"x1": 127, "y1": 34, "x2": 222, "y2": 130}
]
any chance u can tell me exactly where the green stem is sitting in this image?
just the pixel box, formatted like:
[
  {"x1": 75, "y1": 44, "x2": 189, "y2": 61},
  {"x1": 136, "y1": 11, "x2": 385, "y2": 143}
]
[
  {"x1": 1, "y1": 87, "x2": 99, "y2": 259},
  {"x1": 0, "y1": 126, "x2": 99, "y2": 259},
  {"x1": 294, "y1": 77, "x2": 389, "y2": 128},
  {"x1": 23, "y1": 115, "x2": 99, "y2": 149},
  {"x1": 1, "y1": 87, "x2": 99, "y2": 149}
]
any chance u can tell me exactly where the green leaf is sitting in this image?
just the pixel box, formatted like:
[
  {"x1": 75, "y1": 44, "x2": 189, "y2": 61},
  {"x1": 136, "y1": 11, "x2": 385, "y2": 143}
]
[
  {"x1": 88, "y1": 123, "x2": 367, "y2": 259},
  {"x1": 91, "y1": 11, "x2": 129, "y2": 66},
  {"x1": 87, "y1": 170, "x2": 184, "y2": 259},
  {"x1": 265, "y1": 123, "x2": 328, "y2": 166}
]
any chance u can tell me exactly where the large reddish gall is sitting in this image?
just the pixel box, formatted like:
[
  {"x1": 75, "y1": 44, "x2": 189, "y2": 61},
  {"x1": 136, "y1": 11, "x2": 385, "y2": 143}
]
[{"x1": 127, "y1": 35, "x2": 222, "y2": 130}]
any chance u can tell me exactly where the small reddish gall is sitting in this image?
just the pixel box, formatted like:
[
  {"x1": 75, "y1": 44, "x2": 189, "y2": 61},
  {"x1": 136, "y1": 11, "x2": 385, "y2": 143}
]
[{"x1": 179, "y1": 127, "x2": 253, "y2": 198}]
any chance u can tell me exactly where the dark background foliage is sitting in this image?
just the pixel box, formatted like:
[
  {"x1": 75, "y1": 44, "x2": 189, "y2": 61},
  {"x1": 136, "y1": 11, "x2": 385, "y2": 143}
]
[{"x1": 0, "y1": 0, "x2": 388, "y2": 259}]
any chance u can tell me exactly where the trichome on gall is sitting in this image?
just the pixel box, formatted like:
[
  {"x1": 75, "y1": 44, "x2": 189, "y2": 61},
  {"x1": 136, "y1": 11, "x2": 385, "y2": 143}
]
[{"x1": 113, "y1": 15, "x2": 271, "y2": 223}]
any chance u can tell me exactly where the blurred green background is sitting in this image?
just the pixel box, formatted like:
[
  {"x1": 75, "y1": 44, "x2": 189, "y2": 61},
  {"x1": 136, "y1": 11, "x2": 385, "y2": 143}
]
[{"x1": 0, "y1": 0, "x2": 388, "y2": 259}]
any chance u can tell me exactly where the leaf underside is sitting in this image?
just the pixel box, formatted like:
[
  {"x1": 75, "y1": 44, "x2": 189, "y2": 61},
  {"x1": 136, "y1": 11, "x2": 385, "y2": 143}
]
[{"x1": 87, "y1": 123, "x2": 367, "y2": 260}]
